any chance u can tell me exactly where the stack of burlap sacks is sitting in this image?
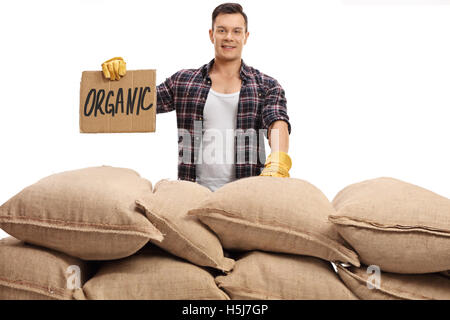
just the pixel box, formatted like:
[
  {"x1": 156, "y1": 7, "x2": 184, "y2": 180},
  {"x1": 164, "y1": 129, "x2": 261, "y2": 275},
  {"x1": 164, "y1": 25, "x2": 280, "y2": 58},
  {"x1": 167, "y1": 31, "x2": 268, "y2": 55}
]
[
  {"x1": 329, "y1": 178, "x2": 450, "y2": 299},
  {"x1": 0, "y1": 166, "x2": 448, "y2": 300}
]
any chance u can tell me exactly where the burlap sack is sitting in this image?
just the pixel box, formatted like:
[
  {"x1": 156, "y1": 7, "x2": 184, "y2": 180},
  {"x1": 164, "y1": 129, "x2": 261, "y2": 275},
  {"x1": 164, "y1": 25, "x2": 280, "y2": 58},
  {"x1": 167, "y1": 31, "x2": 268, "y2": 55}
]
[
  {"x1": 187, "y1": 176, "x2": 359, "y2": 266},
  {"x1": 337, "y1": 264, "x2": 450, "y2": 300},
  {"x1": 135, "y1": 179, "x2": 235, "y2": 272},
  {"x1": 0, "y1": 166, "x2": 163, "y2": 260},
  {"x1": 215, "y1": 251, "x2": 358, "y2": 300},
  {"x1": 77, "y1": 246, "x2": 230, "y2": 300},
  {"x1": 0, "y1": 237, "x2": 92, "y2": 300},
  {"x1": 329, "y1": 177, "x2": 450, "y2": 274}
]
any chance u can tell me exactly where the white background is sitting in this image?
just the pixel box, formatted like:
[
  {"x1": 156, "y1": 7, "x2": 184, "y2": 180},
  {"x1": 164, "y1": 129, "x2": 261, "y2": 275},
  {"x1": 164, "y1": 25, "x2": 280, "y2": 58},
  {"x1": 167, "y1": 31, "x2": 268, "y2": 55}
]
[{"x1": 1, "y1": 0, "x2": 449, "y2": 240}]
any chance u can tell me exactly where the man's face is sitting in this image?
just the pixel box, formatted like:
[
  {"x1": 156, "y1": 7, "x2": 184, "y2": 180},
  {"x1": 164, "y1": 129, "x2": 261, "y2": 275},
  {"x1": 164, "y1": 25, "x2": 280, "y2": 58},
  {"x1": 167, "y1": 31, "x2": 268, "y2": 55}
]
[{"x1": 209, "y1": 13, "x2": 249, "y2": 62}]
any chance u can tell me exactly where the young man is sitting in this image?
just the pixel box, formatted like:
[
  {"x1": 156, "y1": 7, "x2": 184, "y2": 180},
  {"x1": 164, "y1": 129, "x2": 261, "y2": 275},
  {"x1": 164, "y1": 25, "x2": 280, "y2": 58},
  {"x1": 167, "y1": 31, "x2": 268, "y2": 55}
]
[{"x1": 102, "y1": 3, "x2": 292, "y2": 191}]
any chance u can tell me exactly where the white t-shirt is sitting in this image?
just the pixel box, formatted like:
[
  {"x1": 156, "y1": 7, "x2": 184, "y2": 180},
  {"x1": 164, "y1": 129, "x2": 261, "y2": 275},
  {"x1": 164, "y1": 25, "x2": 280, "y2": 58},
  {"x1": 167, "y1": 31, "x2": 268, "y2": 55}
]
[{"x1": 196, "y1": 88, "x2": 240, "y2": 192}]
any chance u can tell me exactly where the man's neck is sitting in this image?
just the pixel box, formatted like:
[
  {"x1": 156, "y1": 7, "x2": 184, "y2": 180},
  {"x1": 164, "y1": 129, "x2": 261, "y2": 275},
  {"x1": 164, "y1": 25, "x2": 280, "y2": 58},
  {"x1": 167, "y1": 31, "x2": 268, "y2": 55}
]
[{"x1": 211, "y1": 57, "x2": 242, "y2": 78}]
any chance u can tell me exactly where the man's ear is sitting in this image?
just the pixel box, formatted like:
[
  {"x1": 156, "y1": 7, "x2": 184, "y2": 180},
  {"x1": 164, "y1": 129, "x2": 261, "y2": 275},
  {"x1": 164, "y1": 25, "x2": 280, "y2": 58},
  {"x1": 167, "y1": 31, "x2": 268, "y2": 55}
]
[
  {"x1": 209, "y1": 29, "x2": 214, "y2": 44},
  {"x1": 244, "y1": 31, "x2": 250, "y2": 45}
]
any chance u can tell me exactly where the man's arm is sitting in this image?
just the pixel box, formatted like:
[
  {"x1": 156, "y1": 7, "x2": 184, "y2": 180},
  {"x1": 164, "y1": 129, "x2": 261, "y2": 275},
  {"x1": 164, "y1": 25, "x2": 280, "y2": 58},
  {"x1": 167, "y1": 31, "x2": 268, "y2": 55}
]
[
  {"x1": 268, "y1": 120, "x2": 289, "y2": 153},
  {"x1": 156, "y1": 73, "x2": 177, "y2": 114},
  {"x1": 260, "y1": 78, "x2": 292, "y2": 178}
]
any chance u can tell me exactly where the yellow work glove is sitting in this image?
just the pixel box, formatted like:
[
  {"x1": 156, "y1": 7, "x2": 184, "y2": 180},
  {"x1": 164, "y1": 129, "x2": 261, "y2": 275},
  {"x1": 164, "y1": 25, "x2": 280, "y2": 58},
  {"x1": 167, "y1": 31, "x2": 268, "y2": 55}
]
[
  {"x1": 260, "y1": 151, "x2": 292, "y2": 178},
  {"x1": 101, "y1": 57, "x2": 127, "y2": 80}
]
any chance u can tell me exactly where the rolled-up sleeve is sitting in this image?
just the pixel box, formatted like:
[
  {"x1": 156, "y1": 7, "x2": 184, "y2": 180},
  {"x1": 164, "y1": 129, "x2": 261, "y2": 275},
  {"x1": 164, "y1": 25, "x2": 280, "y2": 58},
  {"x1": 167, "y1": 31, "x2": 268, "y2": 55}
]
[
  {"x1": 156, "y1": 72, "x2": 177, "y2": 114},
  {"x1": 261, "y1": 79, "x2": 291, "y2": 139}
]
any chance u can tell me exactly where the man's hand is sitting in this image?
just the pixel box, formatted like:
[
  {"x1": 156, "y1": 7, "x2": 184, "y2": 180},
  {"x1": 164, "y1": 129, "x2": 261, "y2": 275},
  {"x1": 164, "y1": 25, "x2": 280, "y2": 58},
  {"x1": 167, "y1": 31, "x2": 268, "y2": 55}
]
[
  {"x1": 101, "y1": 57, "x2": 127, "y2": 80},
  {"x1": 260, "y1": 151, "x2": 292, "y2": 178}
]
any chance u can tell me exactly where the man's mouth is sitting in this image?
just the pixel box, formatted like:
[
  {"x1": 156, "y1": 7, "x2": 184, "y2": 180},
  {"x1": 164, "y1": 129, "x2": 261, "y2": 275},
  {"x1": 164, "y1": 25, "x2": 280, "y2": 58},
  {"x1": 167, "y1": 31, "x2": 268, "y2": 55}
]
[{"x1": 222, "y1": 45, "x2": 236, "y2": 50}]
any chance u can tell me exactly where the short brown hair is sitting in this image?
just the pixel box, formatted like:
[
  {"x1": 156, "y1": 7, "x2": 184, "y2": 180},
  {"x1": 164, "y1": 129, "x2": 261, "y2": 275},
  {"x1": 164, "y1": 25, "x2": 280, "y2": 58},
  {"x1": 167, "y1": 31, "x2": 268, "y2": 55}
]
[{"x1": 212, "y1": 3, "x2": 248, "y2": 32}]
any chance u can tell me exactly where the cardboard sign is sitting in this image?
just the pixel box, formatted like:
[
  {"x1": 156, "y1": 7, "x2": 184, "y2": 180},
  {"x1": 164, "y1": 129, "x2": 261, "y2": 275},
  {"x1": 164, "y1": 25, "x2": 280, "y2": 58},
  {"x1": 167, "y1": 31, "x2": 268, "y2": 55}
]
[{"x1": 80, "y1": 69, "x2": 156, "y2": 133}]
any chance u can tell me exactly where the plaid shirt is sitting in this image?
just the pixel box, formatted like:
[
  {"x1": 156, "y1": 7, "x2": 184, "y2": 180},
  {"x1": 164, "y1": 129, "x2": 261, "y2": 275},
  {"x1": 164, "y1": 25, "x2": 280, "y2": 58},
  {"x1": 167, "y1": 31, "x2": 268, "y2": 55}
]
[{"x1": 156, "y1": 58, "x2": 291, "y2": 182}]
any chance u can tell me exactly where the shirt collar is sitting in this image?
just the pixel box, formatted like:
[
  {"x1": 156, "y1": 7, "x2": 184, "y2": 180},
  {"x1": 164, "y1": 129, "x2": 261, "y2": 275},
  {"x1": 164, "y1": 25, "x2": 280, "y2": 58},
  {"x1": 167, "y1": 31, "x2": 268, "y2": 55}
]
[{"x1": 202, "y1": 58, "x2": 251, "y2": 81}]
